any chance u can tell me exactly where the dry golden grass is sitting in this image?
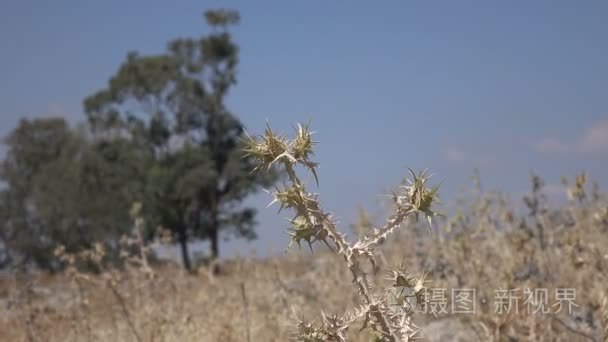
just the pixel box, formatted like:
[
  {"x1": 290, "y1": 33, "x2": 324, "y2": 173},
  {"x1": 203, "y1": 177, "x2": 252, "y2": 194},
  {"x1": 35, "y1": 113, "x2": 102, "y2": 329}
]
[{"x1": 1, "y1": 171, "x2": 606, "y2": 341}]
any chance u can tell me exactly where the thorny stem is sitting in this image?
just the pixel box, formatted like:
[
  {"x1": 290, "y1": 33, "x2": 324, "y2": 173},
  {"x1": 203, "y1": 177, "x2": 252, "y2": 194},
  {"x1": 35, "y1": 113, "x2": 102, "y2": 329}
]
[
  {"x1": 245, "y1": 123, "x2": 437, "y2": 341},
  {"x1": 284, "y1": 163, "x2": 400, "y2": 341}
]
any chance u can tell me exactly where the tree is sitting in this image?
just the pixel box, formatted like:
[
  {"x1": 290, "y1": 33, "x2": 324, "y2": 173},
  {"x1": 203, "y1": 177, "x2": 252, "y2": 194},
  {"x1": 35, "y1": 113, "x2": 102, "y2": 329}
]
[
  {"x1": 32, "y1": 135, "x2": 150, "y2": 255},
  {"x1": 0, "y1": 118, "x2": 149, "y2": 270},
  {"x1": 0, "y1": 118, "x2": 75, "y2": 268},
  {"x1": 83, "y1": 9, "x2": 278, "y2": 270}
]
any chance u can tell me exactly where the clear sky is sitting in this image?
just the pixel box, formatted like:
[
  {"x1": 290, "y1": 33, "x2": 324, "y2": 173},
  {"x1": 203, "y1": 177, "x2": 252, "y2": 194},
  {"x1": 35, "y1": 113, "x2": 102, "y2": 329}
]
[{"x1": 1, "y1": 0, "x2": 607, "y2": 257}]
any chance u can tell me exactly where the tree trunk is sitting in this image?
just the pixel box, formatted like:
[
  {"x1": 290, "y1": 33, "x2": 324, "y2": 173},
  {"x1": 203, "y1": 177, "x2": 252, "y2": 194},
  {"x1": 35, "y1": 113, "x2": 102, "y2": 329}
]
[
  {"x1": 178, "y1": 228, "x2": 191, "y2": 271},
  {"x1": 210, "y1": 227, "x2": 219, "y2": 259},
  {"x1": 208, "y1": 228, "x2": 220, "y2": 275},
  {"x1": 209, "y1": 195, "x2": 220, "y2": 275}
]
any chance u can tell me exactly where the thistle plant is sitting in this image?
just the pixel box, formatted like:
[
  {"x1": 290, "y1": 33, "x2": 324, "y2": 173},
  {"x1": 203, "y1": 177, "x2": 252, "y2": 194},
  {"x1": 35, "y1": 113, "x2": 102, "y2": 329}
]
[{"x1": 244, "y1": 122, "x2": 440, "y2": 341}]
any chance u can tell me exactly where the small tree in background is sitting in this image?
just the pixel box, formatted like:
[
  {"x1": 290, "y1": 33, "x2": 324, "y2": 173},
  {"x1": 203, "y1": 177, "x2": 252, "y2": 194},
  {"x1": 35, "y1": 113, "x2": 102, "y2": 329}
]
[
  {"x1": 0, "y1": 118, "x2": 73, "y2": 268},
  {"x1": 0, "y1": 118, "x2": 148, "y2": 270}
]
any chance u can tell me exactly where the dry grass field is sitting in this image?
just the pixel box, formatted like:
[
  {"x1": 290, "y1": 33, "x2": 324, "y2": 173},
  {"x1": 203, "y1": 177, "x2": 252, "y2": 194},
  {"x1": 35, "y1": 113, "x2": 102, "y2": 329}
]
[
  {"x1": 1, "y1": 126, "x2": 607, "y2": 341},
  {"x1": 1, "y1": 177, "x2": 607, "y2": 341}
]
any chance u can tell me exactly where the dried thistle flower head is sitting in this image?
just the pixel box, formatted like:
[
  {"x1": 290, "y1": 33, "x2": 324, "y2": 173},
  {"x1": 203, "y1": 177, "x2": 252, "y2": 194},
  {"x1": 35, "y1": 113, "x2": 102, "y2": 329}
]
[
  {"x1": 287, "y1": 216, "x2": 317, "y2": 251},
  {"x1": 291, "y1": 121, "x2": 315, "y2": 162},
  {"x1": 245, "y1": 123, "x2": 289, "y2": 168},
  {"x1": 393, "y1": 169, "x2": 441, "y2": 230},
  {"x1": 244, "y1": 121, "x2": 319, "y2": 184}
]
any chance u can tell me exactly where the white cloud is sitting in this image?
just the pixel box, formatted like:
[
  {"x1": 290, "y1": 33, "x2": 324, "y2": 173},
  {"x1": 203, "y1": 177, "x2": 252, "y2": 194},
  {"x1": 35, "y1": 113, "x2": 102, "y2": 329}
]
[
  {"x1": 533, "y1": 138, "x2": 571, "y2": 153},
  {"x1": 534, "y1": 119, "x2": 608, "y2": 154},
  {"x1": 444, "y1": 146, "x2": 497, "y2": 168},
  {"x1": 580, "y1": 119, "x2": 608, "y2": 152},
  {"x1": 445, "y1": 147, "x2": 467, "y2": 162}
]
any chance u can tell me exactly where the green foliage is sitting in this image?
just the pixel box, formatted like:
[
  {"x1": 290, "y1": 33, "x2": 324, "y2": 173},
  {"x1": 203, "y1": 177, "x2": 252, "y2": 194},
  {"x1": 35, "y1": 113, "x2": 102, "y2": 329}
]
[
  {"x1": 0, "y1": 118, "x2": 76, "y2": 268},
  {"x1": 0, "y1": 118, "x2": 148, "y2": 269}
]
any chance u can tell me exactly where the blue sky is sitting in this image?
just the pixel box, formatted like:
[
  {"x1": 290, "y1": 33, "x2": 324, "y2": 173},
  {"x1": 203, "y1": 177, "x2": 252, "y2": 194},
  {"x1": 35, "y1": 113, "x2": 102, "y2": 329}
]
[{"x1": 1, "y1": 1, "x2": 607, "y2": 258}]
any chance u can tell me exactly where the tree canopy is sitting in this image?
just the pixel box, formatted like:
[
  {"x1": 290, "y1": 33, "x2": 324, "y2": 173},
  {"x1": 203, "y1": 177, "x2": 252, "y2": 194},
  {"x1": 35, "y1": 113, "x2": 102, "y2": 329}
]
[{"x1": 0, "y1": 118, "x2": 148, "y2": 269}]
